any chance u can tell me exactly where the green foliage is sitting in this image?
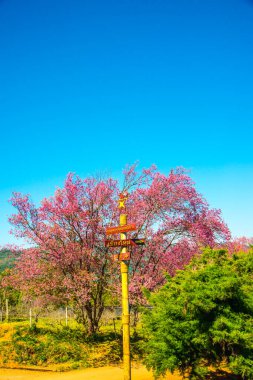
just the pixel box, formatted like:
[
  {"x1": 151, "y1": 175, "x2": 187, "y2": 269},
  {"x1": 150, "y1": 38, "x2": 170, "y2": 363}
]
[
  {"x1": 0, "y1": 321, "x2": 145, "y2": 369},
  {"x1": 0, "y1": 249, "x2": 22, "y2": 315},
  {"x1": 0, "y1": 271, "x2": 21, "y2": 313},
  {"x1": 142, "y1": 249, "x2": 253, "y2": 379},
  {"x1": 10, "y1": 324, "x2": 88, "y2": 366},
  {"x1": 0, "y1": 249, "x2": 20, "y2": 272}
]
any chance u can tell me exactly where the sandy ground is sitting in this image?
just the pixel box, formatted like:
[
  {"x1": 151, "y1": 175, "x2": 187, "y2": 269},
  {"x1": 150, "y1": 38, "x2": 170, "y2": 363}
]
[{"x1": 0, "y1": 366, "x2": 182, "y2": 380}]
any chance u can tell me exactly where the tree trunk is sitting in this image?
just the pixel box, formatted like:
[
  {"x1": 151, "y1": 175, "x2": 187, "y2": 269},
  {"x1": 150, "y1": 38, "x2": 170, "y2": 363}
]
[{"x1": 85, "y1": 301, "x2": 104, "y2": 335}]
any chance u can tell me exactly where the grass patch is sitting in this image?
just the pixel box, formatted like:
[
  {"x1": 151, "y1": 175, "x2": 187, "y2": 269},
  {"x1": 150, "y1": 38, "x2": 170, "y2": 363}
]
[{"x1": 0, "y1": 321, "x2": 145, "y2": 370}]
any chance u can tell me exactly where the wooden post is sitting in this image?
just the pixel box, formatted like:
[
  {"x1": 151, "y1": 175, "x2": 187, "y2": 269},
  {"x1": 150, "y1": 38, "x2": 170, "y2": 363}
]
[
  {"x1": 29, "y1": 308, "x2": 32, "y2": 327},
  {"x1": 5, "y1": 299, "x2": 9, "y2": 322},
  {"x1": 65, "y1": 306, "x2": 68, "y2": 327},
  {"x1": 119, "y1": 208, "x2": 131, "y2": 380}
]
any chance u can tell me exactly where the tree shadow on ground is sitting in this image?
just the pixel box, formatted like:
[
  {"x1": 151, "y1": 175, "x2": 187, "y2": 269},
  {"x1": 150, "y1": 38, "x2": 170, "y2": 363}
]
[{"x1": 206, "y1": 370, "x2": 242, "y2": 380}]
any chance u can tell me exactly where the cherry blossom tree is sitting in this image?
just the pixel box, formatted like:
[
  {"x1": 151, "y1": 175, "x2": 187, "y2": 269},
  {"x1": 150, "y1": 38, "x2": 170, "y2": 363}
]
[
  {"x1": 8, "y1": 165, "x2": 230, "y2": 333},
  {"x1": 226, "y1": 236, "x2": 253, "y2": 254}
]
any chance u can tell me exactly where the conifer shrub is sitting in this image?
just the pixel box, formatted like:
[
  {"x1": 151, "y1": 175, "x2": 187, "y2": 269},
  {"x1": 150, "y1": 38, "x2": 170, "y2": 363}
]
[{"x1": 142, "y1": 249, "x2": 253, "y2": 379}]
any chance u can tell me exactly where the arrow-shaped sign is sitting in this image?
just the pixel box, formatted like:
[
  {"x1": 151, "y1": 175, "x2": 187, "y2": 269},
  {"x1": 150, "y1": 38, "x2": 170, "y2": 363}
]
[
  {"x1": 106, "y1": 224, "x2": 136, "y2": 235},
  {"x1": 105, "y1": 238, "x2": 146, "y2": 248},
  {"x1": 131, "y1": 239, "x2": 146, "y2": 246},
  {"x1": 105, "y1": 239, "x2": 133, "y2": 248}
]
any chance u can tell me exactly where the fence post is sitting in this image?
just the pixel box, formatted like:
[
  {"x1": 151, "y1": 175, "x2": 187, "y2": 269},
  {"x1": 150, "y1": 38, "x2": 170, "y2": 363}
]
[
  {"x1": 65, "y1": 306, "x2": 68, "y2": 327},
  {"x1": 29, "y1": 308, "x2": 32, "y2": 327},
  {"x1": 5, "y1": 299, "x2": 9, "y2": 322}
]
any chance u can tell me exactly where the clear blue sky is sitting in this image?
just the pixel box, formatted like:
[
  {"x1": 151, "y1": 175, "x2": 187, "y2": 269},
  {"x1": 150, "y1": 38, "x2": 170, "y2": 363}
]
[{"x1": 0, "y1": 0, "x2": 253, "y2": 246}]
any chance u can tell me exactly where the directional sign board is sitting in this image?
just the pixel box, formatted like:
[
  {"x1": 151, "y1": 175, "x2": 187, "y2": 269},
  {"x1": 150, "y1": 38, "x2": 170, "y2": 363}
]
[
  {"x1": 113, "y1": 252, "x2": 131, "y2": 261},
  {"x1": 105, "y1": 239, "x2": 133, "y2": 248},
  {"x1": 105, "y1": 238, "x2": 146, "y2": 248},
  {"x1": 106, "y1": 224, "x2": 136, "y2": 235},
  {"x1": 131, "y1": 239, "x2": 146, "y2": 246}
]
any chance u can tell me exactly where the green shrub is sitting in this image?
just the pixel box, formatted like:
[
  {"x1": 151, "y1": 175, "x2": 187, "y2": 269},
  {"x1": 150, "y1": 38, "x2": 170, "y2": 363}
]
[
  {"x1": 142, "y1": 249, "x2": 253, "y2": 379},
  {"x1": 11, "y1": 324, "x2": 89, "y2": 366}
]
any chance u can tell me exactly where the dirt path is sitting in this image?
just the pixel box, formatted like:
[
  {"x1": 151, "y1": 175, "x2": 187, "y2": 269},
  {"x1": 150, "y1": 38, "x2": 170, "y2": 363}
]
[{"x1": 0, "y1": 366, "x2": 182, "y2": 380}]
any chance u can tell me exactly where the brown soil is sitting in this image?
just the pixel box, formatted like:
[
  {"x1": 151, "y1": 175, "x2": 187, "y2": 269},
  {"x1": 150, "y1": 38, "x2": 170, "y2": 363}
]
[{"x1": 0, "y1": 366, "x2": 182, "y2": 380}]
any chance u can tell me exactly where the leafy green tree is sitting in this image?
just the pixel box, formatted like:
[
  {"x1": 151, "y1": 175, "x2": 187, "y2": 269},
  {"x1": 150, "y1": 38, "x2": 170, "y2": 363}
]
[
  {"x1": 0, "y1": 249, "x2": 18, "y2": 272},
  {"x1": 142, "y1": 248, "x2": 253, "y2": 379},
  {"x1": 0, "y1": 249, "x2": 21, "y2": 321}
]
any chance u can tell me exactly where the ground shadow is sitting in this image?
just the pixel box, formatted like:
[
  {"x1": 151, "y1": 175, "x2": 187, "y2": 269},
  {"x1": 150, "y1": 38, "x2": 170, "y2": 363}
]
[{"x1": 206, "y1": 370, "x2": 242, "y2": 380}]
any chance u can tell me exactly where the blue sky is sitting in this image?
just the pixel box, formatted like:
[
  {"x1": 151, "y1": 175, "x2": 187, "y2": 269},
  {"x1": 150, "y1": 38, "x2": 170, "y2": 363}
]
[{"x1": 0, "y1": 0, "x2": 253, "y2": 246}]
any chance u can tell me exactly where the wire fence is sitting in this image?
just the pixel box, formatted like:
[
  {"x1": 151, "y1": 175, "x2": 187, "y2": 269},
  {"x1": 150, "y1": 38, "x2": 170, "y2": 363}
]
[{"x1": 0, "y1": 301, "x2": 124, "y2": 327}]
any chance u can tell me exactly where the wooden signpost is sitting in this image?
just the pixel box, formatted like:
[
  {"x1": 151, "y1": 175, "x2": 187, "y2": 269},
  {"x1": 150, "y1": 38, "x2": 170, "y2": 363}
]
[{"x1": 104, "y1": 192, "x2": 146, "y2": 380}]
